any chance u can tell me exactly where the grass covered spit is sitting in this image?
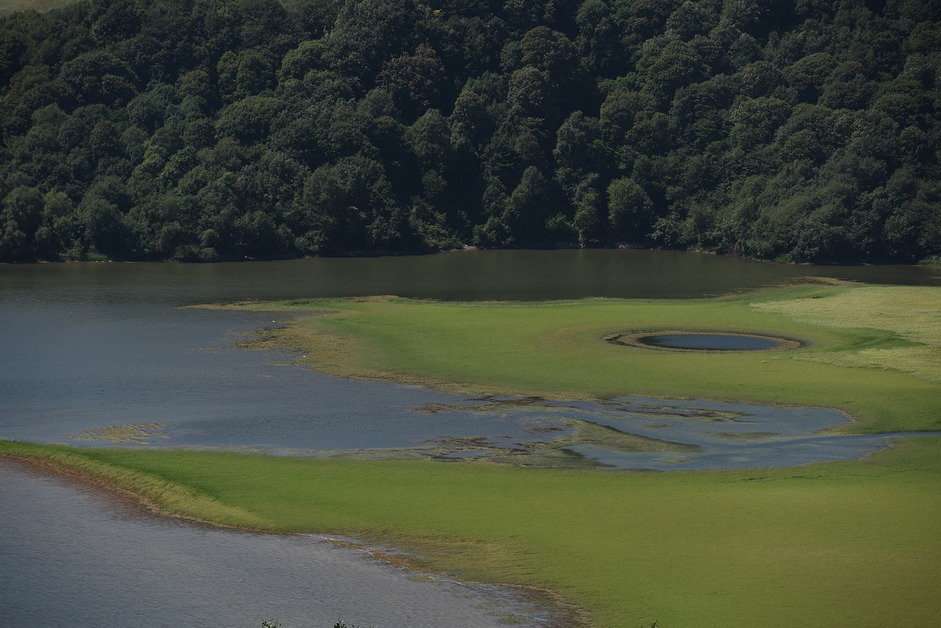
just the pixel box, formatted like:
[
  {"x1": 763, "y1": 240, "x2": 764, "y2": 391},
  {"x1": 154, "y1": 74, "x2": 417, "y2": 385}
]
[{"x1": 218, "y1": 283, "x2": 940, "y2": 433}]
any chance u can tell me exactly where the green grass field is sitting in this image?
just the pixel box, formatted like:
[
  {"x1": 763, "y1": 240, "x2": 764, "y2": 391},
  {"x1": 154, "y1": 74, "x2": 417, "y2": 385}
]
[
  {"x1": 3, "y1": 437, "x2": 939, "y2": 626},
  {"x1": 225, "y1": 283, "x2": 940, "y2": 433},
  {"x1": 4, "y1": 281, "x2": 938, "y2": 625}
]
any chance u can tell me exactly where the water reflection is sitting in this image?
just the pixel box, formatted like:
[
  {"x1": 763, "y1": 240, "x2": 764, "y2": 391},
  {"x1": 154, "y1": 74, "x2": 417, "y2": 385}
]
[{"x1": 1, "y1": 249, "x2": 937, "y2": 305}]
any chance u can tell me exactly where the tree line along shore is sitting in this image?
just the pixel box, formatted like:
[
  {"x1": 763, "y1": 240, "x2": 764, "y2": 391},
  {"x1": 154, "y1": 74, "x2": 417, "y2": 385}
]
[{"x1": 1, "y1": 0, "x2": 938, "y2": 264}]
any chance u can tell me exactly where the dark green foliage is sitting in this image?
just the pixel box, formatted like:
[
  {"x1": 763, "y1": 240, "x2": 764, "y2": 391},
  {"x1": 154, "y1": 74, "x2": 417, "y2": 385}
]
[{"x1": 0, "y1": 0, "x2": 937, "y2": 263}]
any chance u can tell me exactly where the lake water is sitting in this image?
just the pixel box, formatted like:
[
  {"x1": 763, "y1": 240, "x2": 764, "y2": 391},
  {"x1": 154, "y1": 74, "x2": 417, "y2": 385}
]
[
  {"x1": 1, "y1": 249, "x2": 938, "y2": 624},
  {"x1": 1, "y1": 249, "x2": 937, "y2": 305},
  {"x1": 0, "y1": 459, "x2": 561, "y2": 627}
]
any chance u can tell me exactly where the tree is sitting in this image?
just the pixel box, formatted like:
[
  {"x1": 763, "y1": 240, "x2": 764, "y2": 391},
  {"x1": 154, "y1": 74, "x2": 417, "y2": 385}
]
[
  {"x1": 215, "y1": 96, "x2": 284, "y2": 144},
  {"x1": 379, "y1": 44, "x2": 446, "y2": 119},
  {"x1": 608, "y1": 178, "x2": 654, "y2": 243},
  {"x1": 554, "y1": 111, "x2": 604, "y2": 173},
  {"x1": 640, "y1": 40, "x2": 708, "y2": 102},
  {"x1": 666, "y1": 1, "x2": 717, "y2": 40},
  {"x1": 519, "y1": 26, "x2": 578, "y2": 81},
  {"x1": 59, "y1": 52, "x2": 137, "y2": 106},
  {"x1": 600, "y1": 90, "x2": 655, "y2": 132},
  {"x1": 507, "y1": 66, "x2": 554, "y2": 118},
  {"x1": 0, "y1": 186, "x2": 43, "y2": 260},
  {"x1": 572, "y1": 175, "x2": 604, "y2": 246},
  {"x1": 505, "y1": 165, "x2": 551, "y2": 244},
  {"x1": 729, "y1": 97, "x2": 791, "y2": 149},
  {"x1": 786, "y1": 53, "x2": 836, "y2": 102},
  {"x1": 328, "y1": 0, "x2": 419, "y2": 76}
]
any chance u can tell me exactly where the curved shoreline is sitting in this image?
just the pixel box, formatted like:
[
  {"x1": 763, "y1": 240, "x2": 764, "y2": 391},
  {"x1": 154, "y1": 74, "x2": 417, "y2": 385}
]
[
  {"x1": 4, "y1": 431, "x2": 939, "y2": 625},
  {"x1": 208, "y1": 285, "x2": 940, "y2": 436},
  {"x1": 0, "y1": 449, "x2": 588, "y2": 627}
]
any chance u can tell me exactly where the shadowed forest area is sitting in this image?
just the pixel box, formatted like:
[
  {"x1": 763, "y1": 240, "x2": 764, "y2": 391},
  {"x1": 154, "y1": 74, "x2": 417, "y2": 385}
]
[{"x1": 0, "y1": 0, "x2": 938, "y2": 263}]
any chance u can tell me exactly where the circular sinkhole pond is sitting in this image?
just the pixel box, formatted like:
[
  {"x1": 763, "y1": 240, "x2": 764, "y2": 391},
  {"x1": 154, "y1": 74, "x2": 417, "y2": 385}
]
[{"x1": 606, "y1": 331, "x2": 803, "y2": 352}]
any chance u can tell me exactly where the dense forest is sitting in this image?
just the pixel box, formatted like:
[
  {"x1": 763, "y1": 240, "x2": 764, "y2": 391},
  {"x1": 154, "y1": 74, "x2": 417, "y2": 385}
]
[{"x1": 0, "y1": 0, "x2": 938, "y2": 263}]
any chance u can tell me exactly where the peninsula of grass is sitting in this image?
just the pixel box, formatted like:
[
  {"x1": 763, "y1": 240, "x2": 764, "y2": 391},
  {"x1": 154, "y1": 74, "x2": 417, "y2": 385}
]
[
  {"x1": 214, "y1": 283, "x2": 940, "y2": 434},
  {"x1": 2, "y1": 437, "x2": 939, "y2": 626}
]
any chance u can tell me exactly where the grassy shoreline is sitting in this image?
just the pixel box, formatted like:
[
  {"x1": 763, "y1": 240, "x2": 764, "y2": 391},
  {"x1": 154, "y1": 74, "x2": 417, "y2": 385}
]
[
  {"x1": 0, "y1": 442, "x2": 268, "y2": 529},
  {"x1": 6, "y1": 282, "x2": 937, "y2": 624},
  {"x1": 2, "y1": 437, "x2": 939, "y2": 625},
  {"x1": 0, "y1": 445, "x2": 585, "y2": 624},
  {"x1": 206, "y1": 283, "x2": 940, "y2": 433}
]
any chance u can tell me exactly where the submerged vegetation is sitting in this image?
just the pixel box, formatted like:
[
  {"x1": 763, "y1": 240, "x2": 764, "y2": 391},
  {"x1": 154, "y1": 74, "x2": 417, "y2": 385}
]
[
  {"x1": 217, "y1": 282, "x2": 941, "y2": 433},
  {"x1": 72, "y1": 422, "x2": 168, "y2": 444},
  {"x1": 1, "y1": 0, "x2": 939, "y2": 263}
]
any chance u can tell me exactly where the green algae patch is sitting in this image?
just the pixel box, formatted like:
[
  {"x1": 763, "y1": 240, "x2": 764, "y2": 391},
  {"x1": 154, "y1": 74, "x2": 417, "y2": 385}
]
[
  {"x1": 6, "y1": 437, "x2": 939, "y2": 626},
  {"x1": 214, "y1": 284, "x2": 941, "y2": 434},
  {"x1": 72, "y1": 423, "x2": 169, "y2": 444}
]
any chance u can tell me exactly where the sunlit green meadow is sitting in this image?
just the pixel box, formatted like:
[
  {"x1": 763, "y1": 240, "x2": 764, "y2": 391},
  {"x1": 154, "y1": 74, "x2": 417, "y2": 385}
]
[
  {"x1": 2, "y1": 437, "x2": 939, "y2": 626},
  {"x1": 226, "y1": 283, "x2": 940, "y2": 433}
]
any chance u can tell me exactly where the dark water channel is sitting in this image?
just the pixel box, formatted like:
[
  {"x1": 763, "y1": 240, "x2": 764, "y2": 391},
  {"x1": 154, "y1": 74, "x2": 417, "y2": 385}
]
[
  {"x1": 636, "y1": 333, "x2": 785, "y2": 351},
  {"x1": 1, "y1": 250, "x2": 937, "y2": 624}
]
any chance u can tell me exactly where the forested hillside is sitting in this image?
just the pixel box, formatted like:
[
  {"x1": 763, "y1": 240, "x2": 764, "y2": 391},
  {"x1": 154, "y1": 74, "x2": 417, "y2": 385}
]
[{"x1": 0, "y1": 0, "x2": 938, "y2": 263}]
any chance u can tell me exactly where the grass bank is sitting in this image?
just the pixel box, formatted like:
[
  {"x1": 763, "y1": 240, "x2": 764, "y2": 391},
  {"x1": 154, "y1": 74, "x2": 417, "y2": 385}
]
[
  {"x1": 217, "y1": 283, "x2": 940, "y2": 433},
  {"x1": 2, "y1": 437, "x2": 939, "y2": 626}
]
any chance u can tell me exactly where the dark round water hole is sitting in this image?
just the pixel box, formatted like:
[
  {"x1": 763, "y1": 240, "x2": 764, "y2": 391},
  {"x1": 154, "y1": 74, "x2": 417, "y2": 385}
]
[{"x1": 636, "y1": 333, "x2": 783, "y2": 351}]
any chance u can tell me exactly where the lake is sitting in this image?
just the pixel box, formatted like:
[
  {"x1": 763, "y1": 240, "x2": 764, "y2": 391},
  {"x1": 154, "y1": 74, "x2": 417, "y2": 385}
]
[{"x1": 1, "y1": 249, "x2": 937, "y2": 624}]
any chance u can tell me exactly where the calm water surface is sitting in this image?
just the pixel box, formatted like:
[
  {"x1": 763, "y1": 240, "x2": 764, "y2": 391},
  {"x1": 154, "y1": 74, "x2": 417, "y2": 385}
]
[
  {"x1": 1, "y1": 250, "x2": 937, "y2": 624},
  {"x1": 1, "y1": 248, "x2": 938, "y2": 304},
  {"x1": 1, "y1": 249, "x2": 933, "y2": 463},
  {"x1": 0, "y1": 459, "x2": 559, "y2": 627},
  {"x1": 636, "y1": 333, "x2": 784, "y2": 351}
]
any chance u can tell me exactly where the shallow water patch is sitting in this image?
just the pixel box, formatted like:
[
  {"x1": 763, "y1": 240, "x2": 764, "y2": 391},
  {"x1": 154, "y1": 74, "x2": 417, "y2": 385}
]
[{"x1": 606, "y1": 330, "x2": 804, "y2": 352}]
